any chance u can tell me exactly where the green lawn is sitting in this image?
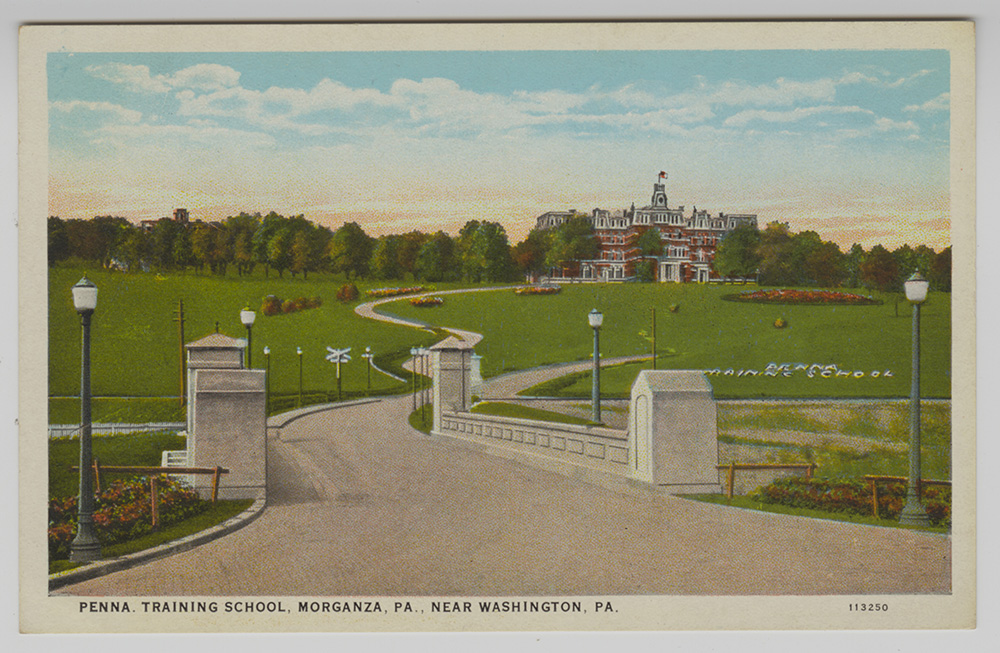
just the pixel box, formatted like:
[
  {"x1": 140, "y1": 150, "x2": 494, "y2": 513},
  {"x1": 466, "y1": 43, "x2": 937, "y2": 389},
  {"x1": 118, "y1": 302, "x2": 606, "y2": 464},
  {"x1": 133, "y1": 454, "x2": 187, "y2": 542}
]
[
  {"x1": 384, "y1": 283, "x2": 951, "y2": 398},
  {"x1": 49, "y1": 269, "x2": 951, "y2": 418},
  {"x1": 49, "y1": 266, "x2": 474, "y2": 402},
  {"x1": 470, "y1": 401, "x2": 598, "y2": 426},
  {"x1": 681, "y1": 494, "x2": 949, "y2": 533}
]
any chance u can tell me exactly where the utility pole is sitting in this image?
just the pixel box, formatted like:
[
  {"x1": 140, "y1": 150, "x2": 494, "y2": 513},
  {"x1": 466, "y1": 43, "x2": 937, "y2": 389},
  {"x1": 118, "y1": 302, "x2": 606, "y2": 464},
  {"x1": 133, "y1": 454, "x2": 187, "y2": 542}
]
[
  {"x1": 651, "y1": 306, "x2": 657, "y2": 370},
  {"x1": 174, "y1": 299, "x2": 186, "y2": 406}
]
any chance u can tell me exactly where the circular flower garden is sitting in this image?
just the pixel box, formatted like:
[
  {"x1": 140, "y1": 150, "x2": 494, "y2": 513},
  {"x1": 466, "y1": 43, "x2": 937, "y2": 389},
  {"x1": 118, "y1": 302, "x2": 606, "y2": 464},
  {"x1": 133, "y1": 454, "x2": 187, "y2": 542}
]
[{"x1": 724, "y1": 289, "x2": 880, "y2": 305}]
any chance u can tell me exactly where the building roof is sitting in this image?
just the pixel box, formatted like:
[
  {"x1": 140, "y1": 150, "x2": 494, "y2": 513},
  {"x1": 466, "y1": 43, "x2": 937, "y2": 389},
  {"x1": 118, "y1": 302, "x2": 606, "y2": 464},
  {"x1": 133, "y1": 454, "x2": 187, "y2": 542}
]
[
  {"x1": 186, "y1": 332, "x2": 246, "y2": 349},
  {"x1": 429, "y1": 335, "x2": 477, "y2": 351}
]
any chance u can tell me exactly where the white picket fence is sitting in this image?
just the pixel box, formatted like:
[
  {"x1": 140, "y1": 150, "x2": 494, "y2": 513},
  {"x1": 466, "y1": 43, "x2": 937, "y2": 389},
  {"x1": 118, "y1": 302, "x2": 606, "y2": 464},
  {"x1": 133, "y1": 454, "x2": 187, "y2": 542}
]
[{"x1": 47, "y1": 422, "x2": 186, "y2": 439}]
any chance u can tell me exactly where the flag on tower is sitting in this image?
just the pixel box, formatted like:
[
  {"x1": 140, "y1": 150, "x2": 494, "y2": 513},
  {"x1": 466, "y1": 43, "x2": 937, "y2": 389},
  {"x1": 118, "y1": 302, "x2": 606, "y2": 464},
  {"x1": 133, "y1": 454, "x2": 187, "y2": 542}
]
[{"x1": 659, "y1": 171, "x2": 667, "y2": 179}]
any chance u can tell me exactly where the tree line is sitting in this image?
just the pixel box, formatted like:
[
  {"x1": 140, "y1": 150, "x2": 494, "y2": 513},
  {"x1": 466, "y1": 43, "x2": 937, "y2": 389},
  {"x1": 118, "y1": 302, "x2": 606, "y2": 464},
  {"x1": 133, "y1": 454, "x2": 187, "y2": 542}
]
[
  {"x1": 47, "y1": 212, "x2": 951, "y2": 292},
  {"x1": 712, "y1": 221, "x2": 951, "y2": 292},
  {"x1": 47, "y1": 213, "x2": 524, "y2": 283}
]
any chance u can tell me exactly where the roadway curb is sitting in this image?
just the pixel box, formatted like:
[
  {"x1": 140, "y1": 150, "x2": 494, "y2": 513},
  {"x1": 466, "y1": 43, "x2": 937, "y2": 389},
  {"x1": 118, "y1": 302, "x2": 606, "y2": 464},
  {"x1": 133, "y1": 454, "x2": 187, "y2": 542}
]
[
  {"x1": 267, "y1": 397, "x2": 382, "y2": 430},
  {"x1": 48, "y1": 496, "x2": 267, "y2": 592}
]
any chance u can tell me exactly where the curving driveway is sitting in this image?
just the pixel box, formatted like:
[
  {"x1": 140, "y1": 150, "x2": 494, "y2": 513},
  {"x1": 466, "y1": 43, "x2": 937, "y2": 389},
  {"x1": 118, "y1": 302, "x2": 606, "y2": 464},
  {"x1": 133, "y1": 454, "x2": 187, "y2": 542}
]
[
  {"x1": 56, "y1": 390, "x2": 950, "y2": 596},
  {"x1": 54, "y1": 284, "x2": 951, "y2": 596}
]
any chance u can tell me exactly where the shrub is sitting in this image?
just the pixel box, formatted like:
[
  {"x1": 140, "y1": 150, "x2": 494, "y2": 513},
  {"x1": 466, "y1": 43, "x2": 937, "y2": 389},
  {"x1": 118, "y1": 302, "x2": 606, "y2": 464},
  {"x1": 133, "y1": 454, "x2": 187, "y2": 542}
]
[
  {"x1": 366, "y1": 286, "x2": 428, "y2": 298},
  {"x1": 337, "y1": 283, "x2": 360, "y2": 303},
  {"x1": 514, "y1": 286, "x2": 560, "y2": 296},
  {"x1": 410, "y1": 296, "x2": 443, "y2": 307},
  {"x1": 281, "y1": 299, "x2": 297, "y2": 313},
  {"x1": 48, "y1": 476, "x2": 208, "y2": 560},
  {"x1": 725, "y1": 289, "x2": 880, "y2": 305},
  {"x1": 748, "y1": 477, "x2": 951, "y2": 527},
  {"x1": 261, "y1": 295, "x2": 282, "y2": 316},
  {"x1": 774, "y1": 317, "x2": 787, "y2": 328},
  {"x1": 668, "y1": 303, "x2": 680, "y2": 313}
]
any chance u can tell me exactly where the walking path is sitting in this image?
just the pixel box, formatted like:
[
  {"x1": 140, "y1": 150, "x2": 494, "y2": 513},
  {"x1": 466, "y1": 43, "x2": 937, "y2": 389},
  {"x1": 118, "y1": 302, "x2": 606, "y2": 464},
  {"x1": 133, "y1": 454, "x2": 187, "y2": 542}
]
[{"x1": 55, "y1": 392, "x2": 950, "y2": 596}]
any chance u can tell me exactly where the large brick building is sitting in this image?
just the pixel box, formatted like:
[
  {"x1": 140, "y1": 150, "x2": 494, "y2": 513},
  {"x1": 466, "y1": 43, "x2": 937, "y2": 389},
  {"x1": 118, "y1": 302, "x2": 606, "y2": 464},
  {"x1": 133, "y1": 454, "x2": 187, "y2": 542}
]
[{"x1": 536, "y1": 175, "x2": 758, "y2": 282}]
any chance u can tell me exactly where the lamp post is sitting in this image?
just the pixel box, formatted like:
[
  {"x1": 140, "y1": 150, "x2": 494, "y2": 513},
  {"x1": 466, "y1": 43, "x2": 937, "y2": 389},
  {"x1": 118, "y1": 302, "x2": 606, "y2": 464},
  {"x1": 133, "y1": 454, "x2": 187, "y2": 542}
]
[
  {"x1": 588, "y1": 308, "x2": 604, "y2": 424},
  {"x1": 263, "y1": 346, "x2": 271, "y2": 413},
  {"x1": 240, "y1": 307, "x2": 256, "y2": 368},
  {"x1": 362, "y1": 347, "x2": 373, "y2": 395},
  {"x1": 70, "y1": 276, "x2": 101, "y2": 562},
  {"x1": 418, "y1": 347, "x2": 429, "y2": 426},
  {"x1": 297, "y1": 347, "x2": 303, "y2": 408},
  {"x1": 899, "y1": 271, "x2": 931, "y2": 526},
  {"x1": 410, "y1": 347, "x2": 418, "y2": 412}
]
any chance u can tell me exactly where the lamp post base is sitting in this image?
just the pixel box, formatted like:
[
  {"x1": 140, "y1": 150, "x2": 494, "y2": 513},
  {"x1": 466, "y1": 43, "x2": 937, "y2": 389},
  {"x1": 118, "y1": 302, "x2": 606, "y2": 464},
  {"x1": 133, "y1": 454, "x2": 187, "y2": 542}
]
[
  {"x1": 69, "y1": 532, "x2": 102, "y2": 562},
  {"x1": 898, "y1": 494, "x2": 932, "y2": 527}
]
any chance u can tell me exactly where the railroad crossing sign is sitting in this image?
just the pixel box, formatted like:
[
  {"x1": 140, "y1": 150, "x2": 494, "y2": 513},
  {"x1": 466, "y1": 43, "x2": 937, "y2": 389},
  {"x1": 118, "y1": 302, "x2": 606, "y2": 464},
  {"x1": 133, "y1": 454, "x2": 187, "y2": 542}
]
[{"x1": 326, "y1": 347, "x2": 351, "y2": 400}]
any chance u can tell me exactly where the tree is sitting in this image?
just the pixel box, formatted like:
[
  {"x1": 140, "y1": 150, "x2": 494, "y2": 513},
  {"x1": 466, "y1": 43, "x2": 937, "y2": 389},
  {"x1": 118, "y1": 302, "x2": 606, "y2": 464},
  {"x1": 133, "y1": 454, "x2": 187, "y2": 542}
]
[
  {"x1": 48, "y1": 217, "x2": 70, "y2": 265},
  {"x1": 461, "y1": 221, "x2": 515, "y2": 282},
  {"x1": 252, "y1": 212, "x2": 286, "y2": 277},
  {"x1": 756, "y1": 221, "x2": 795, "y2": 286},
  {"x1": 119, "y1": 227, "x2": 149, "y2": 272},
  {"x1": 860, "y1": 244, "x2": 899, "y2": 292},
  {"x1": 546, "y1": 216, "x2": 598, "y2": 272},
  {"x1": 803, "y1": 240, "x2": 846, "y2": 287},
  {"x1": 226, "y1": 213, "x2": 261, "y2": 276},
  {"x1": 415, "y1": 231, "x2": 457, "y2": 282},
  {"x1": 371, "y1": 235, "x2": 404, "y2": 280},
  {"x1": 266, "y1": 230, "x2": 290, "y2": 278},
  {"x1": 634, "y1": 259, "x2": 656, "y2": 282},
  {"x1": 633, "y1": 227, "x2": 664, "y2": 257},
  {"x1": 290, "y1": 230, "x2": 312, "y2": 278},
  {"x1": 844, "y1": 244, "x2": 866, "y2": 288},
  {"x1": 329, "y1": 222, "x2": 374, "y2": 279},
  {"x1": 713, "y1": 223, "x2": 761, "y2": 281},
  {"x1": 397, "y1": 231, "x2": 429, "y2": 280},
  {"x1": 929, "y1": 246, "x2": 951, "y2": 292},
  {"x1": 511, "y1": 229, "x2": 551, "y2": 278}
]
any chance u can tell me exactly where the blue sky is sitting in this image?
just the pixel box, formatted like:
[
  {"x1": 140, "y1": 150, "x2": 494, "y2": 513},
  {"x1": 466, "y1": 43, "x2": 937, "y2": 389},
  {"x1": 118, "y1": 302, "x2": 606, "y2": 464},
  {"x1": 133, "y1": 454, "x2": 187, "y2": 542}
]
[{"x1": 48, "y1": 49, "x2": 951, "y2": 248}]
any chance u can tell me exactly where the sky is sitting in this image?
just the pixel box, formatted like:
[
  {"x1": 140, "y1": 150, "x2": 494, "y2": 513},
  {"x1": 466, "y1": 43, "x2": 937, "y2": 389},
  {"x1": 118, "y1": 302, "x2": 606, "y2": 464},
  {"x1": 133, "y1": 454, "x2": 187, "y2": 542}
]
[{"x1": 47, "y1": 49, "x2": 951, "y2": 249}]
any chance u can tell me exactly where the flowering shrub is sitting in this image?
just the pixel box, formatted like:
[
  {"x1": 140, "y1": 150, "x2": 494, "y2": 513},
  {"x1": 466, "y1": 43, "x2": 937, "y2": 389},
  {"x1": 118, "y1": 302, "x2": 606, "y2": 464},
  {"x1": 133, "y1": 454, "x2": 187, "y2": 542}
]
[
  {"x1": 262, "y1": 294, "x2": 322, "y2": 315},
  {"x1": 336, "y1": 283, "x2": 360, "y2": 303},
  {"x1": 774, "y1": 317, "x2": 788, "y2": 328},
  {"x1": 514, "y1": 286, "x2": 560, "y2": 296},
  {"x1": 748, "y1": 477, "x2": 951, "y2": 527},
  {"x1": 725, "y1": 289, "x2": 880, "y2": 305},
  {"x1": 410, "y1": 296, "x2": 443, "y2": 307},
  {"x1": 366, "y1": 286, "x2": 428, "y2": 298},
  {"x1": 48, "y1": 477, "x2": 208, "y2": 560}
]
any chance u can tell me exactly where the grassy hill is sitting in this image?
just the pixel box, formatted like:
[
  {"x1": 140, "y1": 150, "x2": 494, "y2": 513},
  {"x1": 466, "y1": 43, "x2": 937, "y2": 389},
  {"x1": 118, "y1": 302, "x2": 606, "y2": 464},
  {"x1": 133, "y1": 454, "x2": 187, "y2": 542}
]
[
  {"x1": 382, "y1": 282, "x2": 951, "y2": 399},
  {"x1": 48, "y1": 267, "x2": 951, "y2": 422}
]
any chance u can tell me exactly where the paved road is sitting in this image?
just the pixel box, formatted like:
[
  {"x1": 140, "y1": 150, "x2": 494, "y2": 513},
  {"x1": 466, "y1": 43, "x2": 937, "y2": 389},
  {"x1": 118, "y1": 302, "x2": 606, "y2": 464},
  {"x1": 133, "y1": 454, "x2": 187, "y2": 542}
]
[{"x1": 57, "y1": 393, "x2": 950, "y2": 597}]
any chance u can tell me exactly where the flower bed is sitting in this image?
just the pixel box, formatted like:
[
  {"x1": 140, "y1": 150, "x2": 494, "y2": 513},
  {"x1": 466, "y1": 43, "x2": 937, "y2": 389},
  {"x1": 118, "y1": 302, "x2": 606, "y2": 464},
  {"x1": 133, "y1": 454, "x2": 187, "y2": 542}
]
[
  {"x1": 366, "y1": 286, "x2": 428, "y2": 298},
  {"x1": 48, "y1": 477, "x2": 208, "y2": 560},
  {"x1": 261, "y1": 294, "x2": 322, "y2": 316},
  {"x1": 724, "y1": 289, "x2": 880, "y2": 305},
  {"x1": 409, "y1": 296, "x2": 443, "y2": 307},
  {"x1": 748, "y1": 477, "x2": 950, "y2": 526},
  {"x1": 514, "y1": 286, "x2": 561, "y2": 296}
]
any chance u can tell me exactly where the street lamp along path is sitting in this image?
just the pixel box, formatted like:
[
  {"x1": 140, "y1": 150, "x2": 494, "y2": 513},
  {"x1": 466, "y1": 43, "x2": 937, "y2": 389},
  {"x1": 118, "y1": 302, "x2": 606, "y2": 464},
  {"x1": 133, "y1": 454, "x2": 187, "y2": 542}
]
[
  {"x1": 70, "y1": 276, "x2": 101, "y2": 562},
  {"x1": 588, "y1": 309, "x2": 603, "y2": 424},
  {"x1": 899, "y1": 270, "x2": 932, "y2": 527},
  {"x1": 240, "y1": 307, "x2": 256, "y2": 368}
]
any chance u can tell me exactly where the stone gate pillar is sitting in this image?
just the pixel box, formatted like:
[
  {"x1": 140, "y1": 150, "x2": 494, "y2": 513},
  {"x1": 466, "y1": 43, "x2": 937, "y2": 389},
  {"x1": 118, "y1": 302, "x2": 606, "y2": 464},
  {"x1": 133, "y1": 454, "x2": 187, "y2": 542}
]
[
  {"x1": 186, "y1": 333, "x2": 266, "y2": 500},
  {"x1": 429, "y1": 336, "x2": 475, "y2": 433},
  {"x1": 629, "y1": 370, "x2": 721, "y2": 493}
]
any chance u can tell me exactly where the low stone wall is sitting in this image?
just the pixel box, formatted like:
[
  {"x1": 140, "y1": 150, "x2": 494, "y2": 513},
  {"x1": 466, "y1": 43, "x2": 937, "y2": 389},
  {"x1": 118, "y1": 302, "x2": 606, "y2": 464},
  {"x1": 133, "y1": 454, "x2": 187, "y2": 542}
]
[
  {"x1": 48, "y1": 422, "x2": 186, "y2": 438},
  {"x1": 435, "y1": 410, "x2": 630, "y2": 477}
]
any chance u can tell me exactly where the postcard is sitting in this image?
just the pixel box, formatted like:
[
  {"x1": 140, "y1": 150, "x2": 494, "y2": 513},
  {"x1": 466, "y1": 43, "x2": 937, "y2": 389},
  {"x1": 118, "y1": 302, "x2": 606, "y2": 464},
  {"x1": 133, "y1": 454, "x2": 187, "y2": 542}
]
[{"x1": 18, "y1": 21, "x2": 975, "y2": 633}]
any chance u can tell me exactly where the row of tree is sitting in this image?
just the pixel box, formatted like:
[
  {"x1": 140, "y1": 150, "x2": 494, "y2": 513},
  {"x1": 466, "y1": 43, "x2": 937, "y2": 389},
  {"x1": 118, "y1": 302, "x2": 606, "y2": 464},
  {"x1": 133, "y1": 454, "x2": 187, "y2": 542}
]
[
  {"x1": 47, "y1": 213, "x2": 523, "y2": 283},
  {"x1": 712, "y1": 222, "x2": 952, "y2": 292},
  {"x1": 47, "y1": 212, "x2": 951, "y2": 292}
]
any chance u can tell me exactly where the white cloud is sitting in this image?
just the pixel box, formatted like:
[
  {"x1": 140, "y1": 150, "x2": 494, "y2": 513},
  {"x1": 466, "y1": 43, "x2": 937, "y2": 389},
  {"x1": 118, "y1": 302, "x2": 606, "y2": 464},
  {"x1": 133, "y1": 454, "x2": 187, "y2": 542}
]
[
  {"x1": 874, "y1": 117, "x2": 919, "y2": 132},
  {"x1": 838, "y1": 68, "x2": 934, "y2": 88},
  {"x1": 723, "y1": 105, "x2": 871, "y2": 127},
  {"x1": 86, "y1": 62, "x2": 241, "y2": 94},
  {"x1": 904, "y1": 92, "x2": 950, "y2": 113},
  {"x1": 50, "y1": 100, "x2": 143, "y2": 124}
]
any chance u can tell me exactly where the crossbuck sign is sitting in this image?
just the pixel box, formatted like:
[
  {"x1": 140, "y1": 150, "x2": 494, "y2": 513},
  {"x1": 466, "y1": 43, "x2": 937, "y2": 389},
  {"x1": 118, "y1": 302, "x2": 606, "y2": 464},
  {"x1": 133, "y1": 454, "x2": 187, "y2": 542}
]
[{"x1": 325, "y1": 347, "x2": 352, "y2": 378}]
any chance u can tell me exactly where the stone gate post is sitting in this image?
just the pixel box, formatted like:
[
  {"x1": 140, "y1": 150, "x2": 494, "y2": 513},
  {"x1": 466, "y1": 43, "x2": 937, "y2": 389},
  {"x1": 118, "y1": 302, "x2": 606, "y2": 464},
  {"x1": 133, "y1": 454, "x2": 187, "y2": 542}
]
[
  {"x1": 629, "y1": 370, "x2": 721, "y2": 493},
  {"x1": 186, "y1": 333, "x2": 267, "y2": 500},
  {"x1": 429, "y1": 336, "x2": 475, "y2": 433}
]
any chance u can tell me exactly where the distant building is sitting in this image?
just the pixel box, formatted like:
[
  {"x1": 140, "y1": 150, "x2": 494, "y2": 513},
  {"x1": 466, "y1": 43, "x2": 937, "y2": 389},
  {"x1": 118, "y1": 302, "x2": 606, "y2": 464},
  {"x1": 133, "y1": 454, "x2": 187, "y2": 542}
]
[
  {"x1": 536, "y1": 175, "x2": 758, "y2": 282},
  {"x1": 141, "y1": 208, "x2": 192, "y2": 232}
]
